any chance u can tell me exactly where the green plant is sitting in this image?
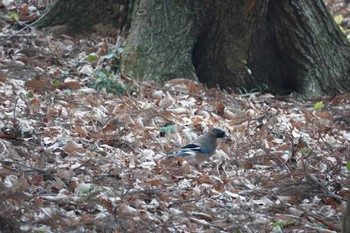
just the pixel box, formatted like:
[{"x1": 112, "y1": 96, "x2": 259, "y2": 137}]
[
  {"x1": 299, "y1": 147, "x2": 311, "y2": 154},
  {"x1": 334, "y1": 15, "x2": 350, "y2": 41},
  {"x1": 92, "y1": 71, "x2": 129, "y2": 95},
  {"x1": 7, "y1": 13, "x2": 19, "y2": 21},
  {"x1": 313, "y1": 101, "x2": 324, "y2": 110},
  {"x1": 52, "y1": 80, "x2": 60, "y2": 86},
  {"x1": 160, "y1": 125, "x2": 175, "y2": 136},
  {"x1": 272, "y1": 221, "x2": 294, "y2": 229}
]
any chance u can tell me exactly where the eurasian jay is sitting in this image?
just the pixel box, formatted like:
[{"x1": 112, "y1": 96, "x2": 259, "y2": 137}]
[{"x1": 166, "y1": 128, "x2": 228, "y2": 164}]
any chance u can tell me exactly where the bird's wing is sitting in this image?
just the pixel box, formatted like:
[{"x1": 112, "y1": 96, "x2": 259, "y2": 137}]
[{"x1": 180, "y1": 143, "x2": 214, "y2": 154}]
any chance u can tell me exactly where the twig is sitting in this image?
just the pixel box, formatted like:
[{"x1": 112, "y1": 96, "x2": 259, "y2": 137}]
[
  {"x1": 0, "y1": 34, "x2": 37, "y2": 38},
  {"x1": 0, "y1": 8, "x2": 51, "y2": 44}
]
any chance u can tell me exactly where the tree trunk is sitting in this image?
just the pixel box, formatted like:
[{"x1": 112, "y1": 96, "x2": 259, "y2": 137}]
[
  {"x1": 38, "y1": 0, "x2": 350, "y2": 97},
  {"x1": 37, "y1": 0, "x2": 130, "y2": 36},
  {"x1": 258, "y1": 0, "x2": 350, "y2": 95},
  {"x1": 122, "y1": 0, "x2": 202, "y2": 81}
]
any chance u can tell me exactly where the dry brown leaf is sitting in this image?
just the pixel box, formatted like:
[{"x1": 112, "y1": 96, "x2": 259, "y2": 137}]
[
  {"x1": 29, "y1": 98, "x2": 41, "y2": 113},
  {"x1": 290, "y1": 118, "x2": 304, "y2": 130},
  {"x1": 0, "y1": 167, "x2": 12, "y2": 176},
  {"x1": 276, "y1": 144, "x2": 290, "y2": 151},
  {"x1": 225, "y1": 111, "x2": 242, "y2": 121},
  {"x1": 96, "y1": 41, "x2": 108, "y2": 57},
  {"x1": 187, "y1": 81, "x2": 200, "y2": 93},
  {"x1": 97, "y1": 197, "x2": 113, "y2": 212},
  {"x1": 25, "y1": 79, "x2": 55, "y2": 93},
  {"x1": 158, "y1": 194, "x2": 168, "y2": 202},
  {"x1": 221, "y1": 177, "x2": 231, "y2": 184},
  {"x1": 74, "y1": 125, "x2": 87, "y2": 137},
  {"x1": 190, "y1": 116, "x2": 204, "y2": 124},
  {"x1": 32, "y1": 197, "x2": 45, "y2": 208},
  {"x1": 159, "y1": 111, "x2": 182, "y2": 121},
  {"x1": 102, "y1": 122, "x2": 117, "y2": 132},
  {"x1": 193, "y1": 175, "x2": 212, "y2": 184},
  {"x1": 325, "y1": 197, "x2": 339, "y2": 208},
  {"x1": 315, "y1": 110, "x2": 332, "y2": 119},
  {"x1": 159, "y1": 91, "x2": 174, "y2": 108},
  {"x1": 20, "y1": 4, "x2": 29, "y2": 17},
  {"x1": 146, "y1": 179, "x2": 163, "y2": 186},
  {"x1": 239, "y1": 162, "x2": 253, "y2": 169},
  {"x1": 216, "y1": 102, "x2": 225, "y2": 117},
  {"x1": 59, "y1": 81, "x2": 81, "y2": 90},
  {"x1": 46, "y1": 106, "x2": 57, "y2": 122},
  {"x1": 70, "y1": 180, "x2": 79, "y2": 191},
  {"x1": 166, "y1": 78, "x2": 198, "y2": 89},
  {"x1": 20, "y1": 12, "x2": 38, "y2": 21},
  {"x1": 193, "y1": 213, "x2": 213, "y2": 221},
  {"x1": 80, "y1": 214, "x2": 92, "y2": 223},
  {"x1": 62, "y1": 141, "x2": 84, "y2": 153}
]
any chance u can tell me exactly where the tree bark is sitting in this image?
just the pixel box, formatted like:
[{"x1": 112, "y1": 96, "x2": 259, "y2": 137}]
[
  {"x1": 259, "y1": 0, "x2": 350, "y2": 95},
  {"x1": 123, "y1": 0, "x2": 350, "y2": 96},
  {"x1": 122, "y1": 0, "x2": 202, "y2": 81},
  {"x1": 38, "y1": 0, "x2": 350, "y2": 97},
  {"x1": 37, "y1": 0, "x2": 130, "y2": 36}
]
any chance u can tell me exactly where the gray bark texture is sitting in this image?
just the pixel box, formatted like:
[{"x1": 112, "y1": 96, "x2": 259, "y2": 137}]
[
  {"x1": 122, "y1": 0, "x2": 201, "y2": 81},
  {"x1": 259, "y1": 0, "x2": 350, "y2": 95},
  {"x1": 123, "y1": 0, "x2": 350, "y2": 96},
  {"x1": 37, "y1": 0, "x2": 130, "y2": 36},
  {"x1": 39, "y1": 0, "x2": 350, "y2": 97}
]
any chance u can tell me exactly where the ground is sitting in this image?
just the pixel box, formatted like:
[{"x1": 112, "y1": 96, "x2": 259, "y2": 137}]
[{"x1": 0, "y1": 0, "x2": 350, "y2": 232}]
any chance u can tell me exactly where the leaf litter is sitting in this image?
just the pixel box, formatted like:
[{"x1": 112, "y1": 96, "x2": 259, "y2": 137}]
[{"x1": 0, "y1": 0, "x2": 350, "y2": 232}]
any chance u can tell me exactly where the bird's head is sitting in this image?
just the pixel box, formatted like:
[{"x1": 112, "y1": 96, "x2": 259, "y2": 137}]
[{"x1": 211, "y1": 128, "x2": 228, "y2": 140}]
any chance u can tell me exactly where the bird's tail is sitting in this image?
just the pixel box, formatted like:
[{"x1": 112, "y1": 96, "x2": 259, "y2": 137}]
[{"x1": 166, "y1": 152, "x2": 191, "y2": 158}]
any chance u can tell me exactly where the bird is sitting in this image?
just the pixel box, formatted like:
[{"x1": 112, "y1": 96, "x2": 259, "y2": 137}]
[{"x1": 166, "y1": 128, "x2": 228, "y2": 164}]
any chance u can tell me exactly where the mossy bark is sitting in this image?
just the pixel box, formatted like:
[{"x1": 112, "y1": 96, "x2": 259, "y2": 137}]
[
  {"x1": 37, "y1": 0, "x2": 130, "y2": 36},
  {"x1": 251, "y1": 0, "x2": 350, "y2": 96},
  {"x1": 122, "y1": 0, "x2": 201, "y2": 81},
  {"x1": 122, "y1": 0, "x2": 350, "y2": 96},
  {"x1": 38, "y1": 0, "x2": 350, "y2": 97}
]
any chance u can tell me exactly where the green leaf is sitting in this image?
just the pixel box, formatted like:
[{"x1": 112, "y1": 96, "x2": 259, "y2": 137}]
[
  {"x1": 7, "y1": 13, "x2": 19, "y2": 21},
  {"x1": 272, "y1": 221, "x2": 294, "y2": 229},
  {"x1": 87, "y1": 54, "x2": 97, "y2": 62},
  {"x1": 313, "y1": 101, "x2": 325, "y2": 110},
  {"x1": 346, "y1": 161, "x2": 350, "y2": 171},
  {"x1": 26, "y1": 92, "x2": 34, "y2": 98},
  {"x1": 272, "y1": 221, "x2": 286, "y2": 228},
  {"x1": 52, "y1": 80, "x2": 60, "y2": 86},
  {"x1": 160, "y1": 125, "x2": 175, "y2": 134},
  {"x1": 92, "y1": 74, "x2": 128, "y2": 95},
  {"x1": 299, "y1": 147, "x2": 311, "y2": 154},
  {"x1": 334, "y1": 15, "x2": 344, "y2": 25}
]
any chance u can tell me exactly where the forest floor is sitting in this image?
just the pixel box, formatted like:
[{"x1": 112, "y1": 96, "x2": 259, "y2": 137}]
[{"x1": 0, "y1": 1, "x2": 350, "y2": 232}]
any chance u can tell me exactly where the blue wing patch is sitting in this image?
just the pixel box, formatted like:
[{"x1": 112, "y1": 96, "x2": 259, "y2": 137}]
[
  {"x1": 180, "y1": 144, "x2": 213, "y2": 154},
  {"x1": 197, "y1": 148, "x2": 213, "y2": 153}
]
